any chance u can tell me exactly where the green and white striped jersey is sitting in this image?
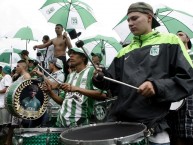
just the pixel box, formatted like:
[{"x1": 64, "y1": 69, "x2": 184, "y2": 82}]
[{"x1": 56, "y1": 66, "x2": 97, "y2": 127}]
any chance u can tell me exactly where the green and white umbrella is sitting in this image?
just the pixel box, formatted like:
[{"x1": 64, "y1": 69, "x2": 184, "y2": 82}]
[
  {"x1": 113, "y1": 15, "x2": 133, "y2": 44},
  {"x1": 113, "y1": 6, "x2": 193, "y2": 47},
  {"x1": 82, "y1": 35, "x2": 122, "y2": 67},
  {"x1": 40, "y1": 0, "x2": 97, "y2": 30},
  {"x1": 0, "y1": 48, "x2": 22, "y2": 68},
  {"x1": 4, "y1": 26, "x2": 42, "y2": 50}
]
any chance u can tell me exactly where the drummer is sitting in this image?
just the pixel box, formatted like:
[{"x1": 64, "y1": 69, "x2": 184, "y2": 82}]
[
  {"x1": 43, "y1": 47, "x2": 107, "y2": 128},
  {"x1": 92, "y1": 2, "x2": 193, "y2": 145}
]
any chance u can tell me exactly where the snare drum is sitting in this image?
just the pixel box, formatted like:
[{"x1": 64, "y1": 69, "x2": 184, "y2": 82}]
[
  {"x1": 60, "y1": 122, "x2": 146, "y2": 145},
  {"x1": 13, "y1": 128, "x2": 65, "y2": 145},
  {"x1": 5, "y1": 79, "x2": 49, "y2": 120}
]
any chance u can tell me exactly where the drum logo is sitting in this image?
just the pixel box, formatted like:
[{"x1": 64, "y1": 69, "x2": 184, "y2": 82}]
[{"x1": 94, "y1": 105, "x2": 106, "y2": 121}]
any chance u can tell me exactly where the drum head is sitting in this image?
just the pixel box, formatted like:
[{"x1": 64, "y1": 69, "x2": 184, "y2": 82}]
[
  {"x1": 5, "y1": 79, "x2": 49, "y2": 120},
  {"x1": 60, "y1": 122, "x2": 146, "y2": 145}
]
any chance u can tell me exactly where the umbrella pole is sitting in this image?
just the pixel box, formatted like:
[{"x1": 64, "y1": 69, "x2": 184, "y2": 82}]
[
  {"x1": 26, "y1": 40, "x2": 27, "y2": 50},
  {"x1": 75, "y1": 40, "x2": 139, "y2": 90},
  {"x1": 11, "y1": 46, "x2": 13, "y2": 69},
  {"x1": 10, "y1": 53, "x2": 12, "y2": 69}
]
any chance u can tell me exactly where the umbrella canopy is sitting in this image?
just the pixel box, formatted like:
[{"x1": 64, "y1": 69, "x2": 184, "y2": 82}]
[
  {"x1": 4, "y1": 26, "x2": 42, "y2": 50},
  {"x1": 82, "y1": 35, "x2": 122, "y2": 67},
  {"x1": 113, "y1": 15, "x2": 133, "y2": 44},
  {"x1": 156, "y1": 6, "x2": 193, "y2": 38},
  {"x1": 14, "y1": 26, "x2": 38, "y2": 41},
  {"x1": 0, "y1": 48, "x2": 22, "y2": 66},
  {"x1": 0, "y1": 62, "x2": 10, "y2": 68},
  {"x1": 113, "y1": 6, "x2": 193, "y2": 47},
  {"x1": 40, "y1": 0, "x2": 97, "y2": 30}
]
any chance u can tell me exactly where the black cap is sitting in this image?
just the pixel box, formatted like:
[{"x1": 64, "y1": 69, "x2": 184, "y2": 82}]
[
  {"x1": 20, "y1": 50, "x2": 29, "y2": 55},
  {"x1": 91, "y1": 52, "x2": 103, "y2": 61},
  {"x1": 127, "y1": 2, "x2": 160, "y2": 29}
]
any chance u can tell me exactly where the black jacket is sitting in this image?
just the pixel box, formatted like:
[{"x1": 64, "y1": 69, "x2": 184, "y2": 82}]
[{"x1": 93, "y1": 31, "x2": 193, "y2": 132}]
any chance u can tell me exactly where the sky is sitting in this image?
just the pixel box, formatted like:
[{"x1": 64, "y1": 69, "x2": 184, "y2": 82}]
[{"x1": 0, "y1": 0, "x2": 193, "y2": 59}]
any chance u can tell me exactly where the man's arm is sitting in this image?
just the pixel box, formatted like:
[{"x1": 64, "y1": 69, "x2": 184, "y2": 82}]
[
  {"x1": 149, "y1": 40, "x2": 193, "y2": 103},
  {"x1": 60, "y1": 83, "x2": 107, "y2": 100},
  {"x1": 43, "y1": 81, "x2": 64, "y2": 105},
  {"x1": 23, "y1": 73, "x2": 31, "y2": 80},
  {"x1": 0, "y1": 86, "x2": 8, "y2": 94},
  {"x1": 33, "y1": 40, "x2": 53, "y2": 50},
  {"x1": 63, "y1": 32, "x2": 72, "y2": 49}
]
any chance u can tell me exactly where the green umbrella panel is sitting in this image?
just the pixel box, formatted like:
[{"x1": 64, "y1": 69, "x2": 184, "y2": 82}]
[
  {"x1": 40, "y1": 0, "x2": 97, "y2": 30},
  {"x1": 14, "y1": 26, "x2": 39, "y2": 50},
  {"x1": 156, "y1": 6, "x2": 193, "y2": 39},
  {"x1": 14, "y1": 26, "x2": 37, "y2": 41},
  {"x1": 83, "y1": 35, "x2": 122, "y2": 67},
  {"x1": 0, "y1": 48, "x2": 22, "y2": 64}
]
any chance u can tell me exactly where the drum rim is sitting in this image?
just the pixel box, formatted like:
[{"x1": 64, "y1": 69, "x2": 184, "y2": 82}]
[
  {"x1": 14, "y1": 127, "x2": 66, "y2": 134},
  {"x1": 60, "y1": 122, "x2": 146, "y2": 145}
]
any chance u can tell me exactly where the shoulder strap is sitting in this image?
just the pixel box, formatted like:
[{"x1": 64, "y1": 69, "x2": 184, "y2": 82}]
[{"x1": 43, "y1": 46, "x2": 49, "y2": 61}]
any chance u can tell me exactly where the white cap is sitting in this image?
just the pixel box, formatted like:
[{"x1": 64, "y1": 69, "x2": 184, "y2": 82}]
[{"x1": 49, "y1": 58, "x2": 63, "y2": 69}]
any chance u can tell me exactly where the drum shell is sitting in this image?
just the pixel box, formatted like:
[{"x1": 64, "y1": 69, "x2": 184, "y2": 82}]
[
  {"x1": 5, "y1": 79, "x2": 49, "y2": 120},
  {"x1": 0, "y1": 108, "x2": 11, "y2": 125},
  {"x1": 60, "y1": 122, "x2": 146, "y2": 145},
  {"x1": 13, "y1": 128, "x2": 65, "y2": 145},
  {"x1": 5, "y1": 82, "x2": 21, "y2": 117}
]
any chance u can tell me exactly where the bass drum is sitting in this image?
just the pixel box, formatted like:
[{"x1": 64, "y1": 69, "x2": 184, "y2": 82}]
[
  {"x1": 5, "y1": 79, "x2": 49, "y2": 120},
  {"x1": 60, "y1": 122, "x2": 147, "y2": 145}
]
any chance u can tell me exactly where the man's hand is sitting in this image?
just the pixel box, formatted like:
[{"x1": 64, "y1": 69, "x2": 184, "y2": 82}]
[
  {"x1": 23, "y1": 55, "x2": 29, "y2": 60},
  {"x1": 32, "y1": 68, "x2": 43, "y2": 77},
  {"x1": 63, "y1": 32, "x2": 68, "y2": 38},
  {"x1": 92, "y1": 67, "x2": 105, "y2": 82},
  {"x1": 59, "y1": 83, "x2": 78, "y2": 92},
  {"x1": 33, "y1": 45, "x2": 37, "y2": 50},
  {"x1": 94, "y1": 67, "x2": 102, "y2": 76},
  {"x1": 42, "y1": 80, "x2": 52, "y2": 92},
  {"x1": 137, "y1": 81, "x2": 155, "y2": 97}
]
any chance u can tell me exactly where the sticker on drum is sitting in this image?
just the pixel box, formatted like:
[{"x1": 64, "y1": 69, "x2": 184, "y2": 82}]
[
  {"x1": 60, "y1": 122, "x2": 147, "y2": 145},
  {"x1": 5, "y1": 79, "x2": 49, "y2": 120}
]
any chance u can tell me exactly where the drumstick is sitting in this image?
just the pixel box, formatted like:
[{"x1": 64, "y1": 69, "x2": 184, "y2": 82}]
[{"x1": 37, "y1": 64, "x2": 62, "y2": 84}]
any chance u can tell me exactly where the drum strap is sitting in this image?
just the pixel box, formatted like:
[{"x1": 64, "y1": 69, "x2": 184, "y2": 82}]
[{"x1": 144, "y1": 112, "x2": 169, "y2": 137}]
